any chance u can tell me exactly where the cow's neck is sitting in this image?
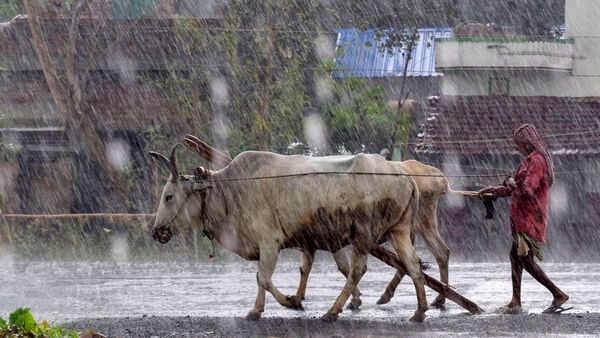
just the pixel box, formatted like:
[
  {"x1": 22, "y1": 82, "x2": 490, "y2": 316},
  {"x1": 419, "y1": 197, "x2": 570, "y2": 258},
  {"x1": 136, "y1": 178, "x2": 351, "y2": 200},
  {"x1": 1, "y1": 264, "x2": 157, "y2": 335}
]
[{"x1": 203, "y1": 182, "x2": 259, "y2": 260}]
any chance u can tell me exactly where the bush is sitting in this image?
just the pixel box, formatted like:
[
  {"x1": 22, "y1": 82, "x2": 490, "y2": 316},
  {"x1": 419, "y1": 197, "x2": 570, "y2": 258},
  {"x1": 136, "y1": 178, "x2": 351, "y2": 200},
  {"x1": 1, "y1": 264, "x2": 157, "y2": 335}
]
[{"x1": 0, "y1": 308, "x2": 82, "y2": 338}]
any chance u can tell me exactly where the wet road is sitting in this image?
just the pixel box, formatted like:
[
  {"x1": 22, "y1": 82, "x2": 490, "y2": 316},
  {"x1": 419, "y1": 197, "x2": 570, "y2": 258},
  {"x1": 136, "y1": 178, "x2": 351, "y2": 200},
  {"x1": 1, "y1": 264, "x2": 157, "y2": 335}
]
[{"x1": 1, "y1": 248, "x2": 598, "y2": 324}]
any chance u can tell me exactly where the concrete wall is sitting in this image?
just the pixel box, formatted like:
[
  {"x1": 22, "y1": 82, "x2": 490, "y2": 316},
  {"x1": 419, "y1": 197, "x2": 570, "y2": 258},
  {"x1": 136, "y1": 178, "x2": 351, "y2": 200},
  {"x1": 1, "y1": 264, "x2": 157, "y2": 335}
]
[
  {"x1": 566, "y1": 0, "x2": 600, "y2": 77},
  {"x1": 436, "y1": 40, "x2": 573, "y2": 71},
  {"x1": 440, "y1": 70, "x2": 600, "y2": 97}
]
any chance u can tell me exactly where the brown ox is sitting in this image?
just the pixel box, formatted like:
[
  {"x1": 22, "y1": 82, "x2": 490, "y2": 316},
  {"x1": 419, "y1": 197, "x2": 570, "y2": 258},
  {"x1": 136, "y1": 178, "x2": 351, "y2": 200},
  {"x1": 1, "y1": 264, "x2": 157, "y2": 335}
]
[
  {"x1": 150, "y1": 145, "x2": 428, "y2": 322},
  {"x1": 295, "y1": 160, "x2": 452, "y2": 308}
]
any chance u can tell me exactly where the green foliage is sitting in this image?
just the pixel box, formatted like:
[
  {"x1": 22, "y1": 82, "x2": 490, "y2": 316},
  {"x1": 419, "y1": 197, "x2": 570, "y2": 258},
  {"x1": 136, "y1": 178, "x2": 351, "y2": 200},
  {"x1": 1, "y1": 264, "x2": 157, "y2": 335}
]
[
  {"x1": 9, "y1": 308, "x2": 36, "y2": 332},
  {"x1": 167, "y1": 1, "x2": 322, "y2": 153},
  {"x1": 0, "y1": 112, "x2": 18, "y2": 161},
  {"x1": 139, "y1": 70, "x2": 210, "y2": 124},
  {"x1": 322, "y1": 77, "x2": 406, "y2": 153},
  {"x1": 0, "y1": 0, "x2": 22, "y2": 21},
  {"x1": 142, "y1": 127, "x2": 164, "y2": 154},
  {"x1": 0, "y1": 308, "x2": 81, "y2": 338},
  {"x1": 375, "y1": 29, "x2": 419, "y2": 56},
  {"x1": 161, "y1": 1, "x2": 420, "y2": 155},
  {"x1": 110, "y1": 0, "x2": 157, "y2": 19},
  {"x1": 0, "y1": 142, "x2": 17, "y2": 161}
]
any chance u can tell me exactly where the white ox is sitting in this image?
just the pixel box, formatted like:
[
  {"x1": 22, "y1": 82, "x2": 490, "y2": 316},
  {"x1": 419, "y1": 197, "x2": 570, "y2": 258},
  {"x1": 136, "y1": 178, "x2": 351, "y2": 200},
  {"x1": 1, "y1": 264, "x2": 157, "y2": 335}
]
[
  {"x1": 295, "y1": 160, "x2": 452, "y2": 308},
  {"x1": 150, "y1": 145, "x2": 428, "y2": 322}
]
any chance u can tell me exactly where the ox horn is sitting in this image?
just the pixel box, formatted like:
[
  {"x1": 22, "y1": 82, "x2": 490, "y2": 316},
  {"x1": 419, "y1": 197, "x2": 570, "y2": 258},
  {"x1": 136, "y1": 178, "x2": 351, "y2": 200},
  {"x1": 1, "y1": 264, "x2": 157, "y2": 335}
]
[
  {"x1": 168, "y1": 143, "x2": 183, "y2": 181},
  {"x1": 149, "y1": 143, "x2": 182, "y2": 181}
]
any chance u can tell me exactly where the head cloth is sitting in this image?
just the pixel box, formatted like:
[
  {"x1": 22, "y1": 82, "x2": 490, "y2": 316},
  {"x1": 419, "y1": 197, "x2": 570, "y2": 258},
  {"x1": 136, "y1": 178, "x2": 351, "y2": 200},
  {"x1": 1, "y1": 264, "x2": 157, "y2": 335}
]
[{"x1": 513, "y1": 124, "x2": 555, "y2": 186}]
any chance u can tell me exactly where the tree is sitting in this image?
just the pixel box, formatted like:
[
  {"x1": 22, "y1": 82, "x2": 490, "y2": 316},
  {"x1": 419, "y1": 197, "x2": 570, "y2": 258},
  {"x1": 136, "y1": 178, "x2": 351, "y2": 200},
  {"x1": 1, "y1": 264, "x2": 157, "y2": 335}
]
[
  {"x1": 171, "y1": 1, "x2": 324, "y2": 155},
  {"x1": 169, "y1": 1, "x2": 427, "y2": 156},
  {"x1": 24, "y1": 0, "x2": 127, "y2": 212},
  {"x1": 321, "y1": 77, "x2": 395, "y2": 154},
  {"x1": 0, "y1": 0, "x2": 22, "y2": 21}
]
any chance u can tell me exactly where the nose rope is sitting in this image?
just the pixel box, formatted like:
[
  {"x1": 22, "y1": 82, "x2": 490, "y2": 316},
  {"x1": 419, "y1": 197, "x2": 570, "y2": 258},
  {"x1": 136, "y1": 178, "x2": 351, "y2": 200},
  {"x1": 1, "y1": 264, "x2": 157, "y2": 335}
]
[{"x1": 199, "y1": 187, "x2": 217, "y2": 259}]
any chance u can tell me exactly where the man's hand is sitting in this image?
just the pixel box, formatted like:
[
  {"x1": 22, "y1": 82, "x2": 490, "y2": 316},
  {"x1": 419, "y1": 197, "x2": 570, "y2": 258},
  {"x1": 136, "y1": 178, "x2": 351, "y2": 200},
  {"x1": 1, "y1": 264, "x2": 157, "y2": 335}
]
[
  {"x1": 478, "y1": 187, "x2": 497, "y2": 201},
  {"x1": 503, "y1": 176, "x2": 517, "y2": 188}
]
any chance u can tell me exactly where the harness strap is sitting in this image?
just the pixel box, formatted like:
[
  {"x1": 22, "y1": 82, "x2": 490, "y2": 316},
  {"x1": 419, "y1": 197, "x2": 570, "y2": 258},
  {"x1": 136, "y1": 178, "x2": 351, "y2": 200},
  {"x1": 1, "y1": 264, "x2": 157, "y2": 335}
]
[{"x1": 199, "y1": 185, "x2": 217, "y2": 258}]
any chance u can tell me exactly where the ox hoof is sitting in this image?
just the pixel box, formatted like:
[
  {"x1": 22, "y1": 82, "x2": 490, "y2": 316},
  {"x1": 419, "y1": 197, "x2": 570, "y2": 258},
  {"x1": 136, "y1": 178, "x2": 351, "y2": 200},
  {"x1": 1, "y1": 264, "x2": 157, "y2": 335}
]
[
  {"x1": 409, "y1": 311, "x2": 426, "y2": 323},
  {"x1": 245, "y1": 310, "x2": 262, "y2": 321},
  {"x1": 346, "y1": 298, "x2": 362, "y2": 311},
  {"x1": 321, "y1": 312, "x2": 339, "y2": 322},
  {"x1": 376, "y1": 294, "x2": 393, "y2": 305},
  {"x1": 287, "y1": 295, "x2": 304, "y2": 310},
  {"x1": 431, "y1": 296, "x2": 446, "y2": 309}
]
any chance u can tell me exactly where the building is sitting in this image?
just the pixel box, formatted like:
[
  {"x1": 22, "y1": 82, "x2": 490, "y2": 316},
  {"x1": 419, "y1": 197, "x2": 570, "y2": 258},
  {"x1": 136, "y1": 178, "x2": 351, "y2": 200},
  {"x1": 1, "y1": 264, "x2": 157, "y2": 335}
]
[
  {"x1": 333, "y1": 27, "x2": 452, "y2": 103},
  {"x1": 435, "y1": 1, "x2": 600, "y2": 97}
]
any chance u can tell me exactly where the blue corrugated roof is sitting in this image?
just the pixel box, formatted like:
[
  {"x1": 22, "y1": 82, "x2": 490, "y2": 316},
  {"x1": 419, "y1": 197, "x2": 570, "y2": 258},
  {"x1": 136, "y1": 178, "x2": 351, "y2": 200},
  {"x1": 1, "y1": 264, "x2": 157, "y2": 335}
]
[{"x1": 333, "y1": 28, "x2": 452, "y2": 78}]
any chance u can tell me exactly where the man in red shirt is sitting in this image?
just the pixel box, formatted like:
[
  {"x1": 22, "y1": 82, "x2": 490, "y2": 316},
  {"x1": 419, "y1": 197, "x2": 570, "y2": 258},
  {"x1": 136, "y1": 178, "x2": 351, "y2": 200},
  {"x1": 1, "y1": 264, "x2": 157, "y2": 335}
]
[{"x1": 479, "y1": 124, "x2": 569, "y2": 314}]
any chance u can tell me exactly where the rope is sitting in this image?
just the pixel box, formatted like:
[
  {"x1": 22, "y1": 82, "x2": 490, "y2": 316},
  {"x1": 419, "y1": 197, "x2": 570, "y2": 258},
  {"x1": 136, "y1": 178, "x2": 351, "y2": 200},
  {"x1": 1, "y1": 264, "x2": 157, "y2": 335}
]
[
  {"x1": 0, "y1": 213, "x2": 154, "y2": 219},
  {"x1": 207, "y1": 171, "x2": 505, "y2": 183},
  {"x1": 0, "y1": 170, "x2": 517, "y2": 222},
  {"x1": 152, "y1": 192, "x2": 194, "y2": 230}
]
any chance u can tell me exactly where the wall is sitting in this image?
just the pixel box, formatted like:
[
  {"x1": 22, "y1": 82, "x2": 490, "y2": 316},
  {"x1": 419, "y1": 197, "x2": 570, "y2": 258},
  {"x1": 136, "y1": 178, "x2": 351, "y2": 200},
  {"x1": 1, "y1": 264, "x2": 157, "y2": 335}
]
[
  {"x1": 566, "y1": 0, "x2": 600, "y2": 77},
  {"x1": 439, "y1": 69, "x2": 600, "y2": 97}
]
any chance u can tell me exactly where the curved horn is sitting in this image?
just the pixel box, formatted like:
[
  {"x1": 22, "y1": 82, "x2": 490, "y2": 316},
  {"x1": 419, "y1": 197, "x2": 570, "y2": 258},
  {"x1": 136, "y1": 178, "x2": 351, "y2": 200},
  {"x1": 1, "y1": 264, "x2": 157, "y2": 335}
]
[
  {"x1": 149, "y1": 144, "x2": 181, "y2": 182},
  {"x1": 149, "y1": 151, "x2": 171, "y2": 172},
  {"x1": 168, "y1": 143, "x2": 183, "y2": 181}
]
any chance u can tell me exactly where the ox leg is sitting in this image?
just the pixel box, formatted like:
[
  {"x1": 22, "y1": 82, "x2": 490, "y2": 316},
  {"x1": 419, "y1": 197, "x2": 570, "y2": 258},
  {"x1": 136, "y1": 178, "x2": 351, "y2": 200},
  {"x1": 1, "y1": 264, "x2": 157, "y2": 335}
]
[
  {"x1": 295, "y1": 249, "x2": 316, "y2": 301},
  {"x1": 322, "y1": 247, "x2": 368, "y2": 322},
  {"x1": 248, "y1": 244, "x2": 303, "y2": 321},
  {"x1": 389, "y1": 227, "x2": 428, "y2": 322},
  {"x1": 246, "y1": 284, "x2": 267, "y2": 320},
  {"x1": 421, "y1": 220, "x2": 450, "y2": 308},
  {"x1": 376, "y1": 270, "x2": 404, "y2": 305},
  {"x1": 332, "y1": 249, "x2": 362, "y2": 310}
]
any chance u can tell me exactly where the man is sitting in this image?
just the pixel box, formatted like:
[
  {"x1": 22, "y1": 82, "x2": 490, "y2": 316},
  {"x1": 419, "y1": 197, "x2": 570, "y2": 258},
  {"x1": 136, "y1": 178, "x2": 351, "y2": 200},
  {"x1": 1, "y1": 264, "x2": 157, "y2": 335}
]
[{"x1": 479, "y1": 124, "x2": 569, "y2": 314}]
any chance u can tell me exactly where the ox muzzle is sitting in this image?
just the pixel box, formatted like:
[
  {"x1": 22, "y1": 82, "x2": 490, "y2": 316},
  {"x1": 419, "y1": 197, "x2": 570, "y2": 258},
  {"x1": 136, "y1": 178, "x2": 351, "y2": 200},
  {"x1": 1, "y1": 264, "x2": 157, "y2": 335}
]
[{"x1": 153, "y1": 226, "x2": 173, "y2": 244}]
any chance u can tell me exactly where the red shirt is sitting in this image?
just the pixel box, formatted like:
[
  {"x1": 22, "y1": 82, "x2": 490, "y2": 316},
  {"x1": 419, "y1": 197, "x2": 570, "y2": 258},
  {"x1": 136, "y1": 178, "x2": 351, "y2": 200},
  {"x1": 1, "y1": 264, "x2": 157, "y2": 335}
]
[{"x1": 489, "y1": 151, "x2": 550, "y2": 243}]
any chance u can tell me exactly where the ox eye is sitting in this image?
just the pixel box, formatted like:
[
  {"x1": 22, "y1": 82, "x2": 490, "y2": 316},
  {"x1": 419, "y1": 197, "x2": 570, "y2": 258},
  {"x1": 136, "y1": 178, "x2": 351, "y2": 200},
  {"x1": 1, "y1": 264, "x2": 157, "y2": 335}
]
[{"x1": 165, "y1": 195, "x2": 173, "y2": 202}]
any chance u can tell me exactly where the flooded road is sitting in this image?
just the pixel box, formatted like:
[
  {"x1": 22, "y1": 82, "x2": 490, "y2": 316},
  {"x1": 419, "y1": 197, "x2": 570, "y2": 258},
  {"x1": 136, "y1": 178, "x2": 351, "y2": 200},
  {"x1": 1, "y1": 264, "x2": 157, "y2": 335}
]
[{"x1": 1, "y1": 249, "x2": 598, "y2": 324}]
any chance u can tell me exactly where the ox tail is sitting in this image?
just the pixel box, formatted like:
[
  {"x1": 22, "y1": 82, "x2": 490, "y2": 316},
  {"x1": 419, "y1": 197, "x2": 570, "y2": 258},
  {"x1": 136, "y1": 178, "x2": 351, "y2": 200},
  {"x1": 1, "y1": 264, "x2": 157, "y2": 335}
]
[
  {"x1": 408, "y1": 176, "x2": 420, "y2": 231},
  {"x1": 447, "y1": 187, "x2": 484, "y2": 198},
  {"x1": 447, "y1": 188, "x2": 479, "y2": 197},
  {"x1": 442, "y1": 176, "x2": 481, "y2": 197},
  {"x1": 407, "y1": 178, "x2": 430, "y2": 271}
]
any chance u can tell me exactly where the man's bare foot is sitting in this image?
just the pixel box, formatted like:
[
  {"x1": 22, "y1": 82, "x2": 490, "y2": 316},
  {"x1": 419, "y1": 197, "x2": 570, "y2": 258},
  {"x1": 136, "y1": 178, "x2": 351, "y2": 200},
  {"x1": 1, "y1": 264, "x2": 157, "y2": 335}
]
[{"x1": 552, "y1": 293, "x2": 569, "y2": 308}]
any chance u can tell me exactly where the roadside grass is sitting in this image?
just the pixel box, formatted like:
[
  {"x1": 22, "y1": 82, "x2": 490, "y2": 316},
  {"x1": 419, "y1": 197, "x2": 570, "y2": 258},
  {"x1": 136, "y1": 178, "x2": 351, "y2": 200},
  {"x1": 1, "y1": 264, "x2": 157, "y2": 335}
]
[{"x1": 0, "y1": 308, "x2": 84, "y2": 338}]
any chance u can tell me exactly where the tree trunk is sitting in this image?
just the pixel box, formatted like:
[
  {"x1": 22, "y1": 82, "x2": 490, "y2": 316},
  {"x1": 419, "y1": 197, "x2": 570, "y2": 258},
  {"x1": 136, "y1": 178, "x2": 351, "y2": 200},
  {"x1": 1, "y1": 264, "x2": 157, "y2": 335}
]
[{"x1": 24, "y1": 0, "x2": 128, "y2": 213}]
